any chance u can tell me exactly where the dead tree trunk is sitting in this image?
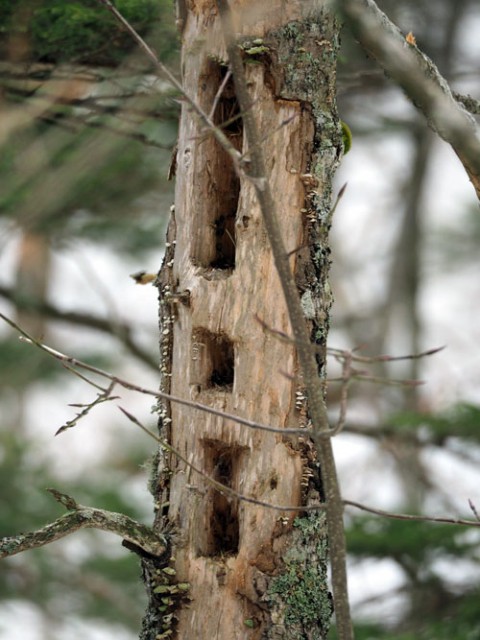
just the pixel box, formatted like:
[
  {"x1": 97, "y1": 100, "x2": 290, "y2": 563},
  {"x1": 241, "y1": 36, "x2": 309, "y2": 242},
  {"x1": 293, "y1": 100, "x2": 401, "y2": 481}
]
[{"x1": 143, "y1": 3, "x2": 341, "y2": 639}]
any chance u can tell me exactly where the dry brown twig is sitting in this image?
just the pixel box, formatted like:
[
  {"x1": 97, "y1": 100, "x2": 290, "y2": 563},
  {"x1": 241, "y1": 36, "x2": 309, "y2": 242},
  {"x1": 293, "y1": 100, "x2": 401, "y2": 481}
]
[
  {"x1": 0, "y1": 312, "x2": 305, "y2": 438},
  {"x1": 256, "y1": 313, "x2": 442, "y2": 438},
  {"x1": 56, "y1": 381, "x2": 118, "y2": 436},
  {"x1": 2, "y1": 314, "x2": 479, "y2": 565},
  {"x1": 344, "y1": 500, "x2": 480, "y2": 528},
  {"x1": 119, "y1": 407, "x2": 325, "y2": 513},
  {"x1": 331, "y1": 349, "x2": 353, "y2": 437},
  {"x1": 208, "y1": 67, "x2": 233, "y2": 121},
  {"x1": 0, "y1": 284, "x2": 158, "y2": 370},
  {"x1": 96, "y1": 0, "x2": 244, "y2": 174},
  {"x1": 468, "y1": 499, "x2": 480, "y2": 522},
  {"x1": 327, "y1": 344, "x2": 445, "y2": 364}
]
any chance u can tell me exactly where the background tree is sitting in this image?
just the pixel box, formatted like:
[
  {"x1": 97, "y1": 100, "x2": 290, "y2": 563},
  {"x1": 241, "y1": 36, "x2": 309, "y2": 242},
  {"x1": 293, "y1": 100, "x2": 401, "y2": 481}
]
[
  {"x1": 0, "y1": 2, "x2": 178, "y2": 638},
  {"x1": 333, "y1": 0, "x2": 480, "y2": 637}
]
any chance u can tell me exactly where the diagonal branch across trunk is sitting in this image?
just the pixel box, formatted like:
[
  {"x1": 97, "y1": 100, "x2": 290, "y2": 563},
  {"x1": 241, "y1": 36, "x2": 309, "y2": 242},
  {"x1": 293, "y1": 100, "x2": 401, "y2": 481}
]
[
  {"x1": 217, "y1": 2, "x2": 353, "y2": 638},
  {"x1": 337, "y1": 0, "x2": 480, "y2": 200}
]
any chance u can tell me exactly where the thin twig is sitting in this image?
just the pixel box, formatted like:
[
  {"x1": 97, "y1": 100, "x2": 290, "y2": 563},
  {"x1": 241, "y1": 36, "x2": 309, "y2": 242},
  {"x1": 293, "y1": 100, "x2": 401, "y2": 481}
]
[
  {"x1": 330, "y1": 352, "x2": 352, "y2": 436},
  {"x1": 208, "y1": 68, "x2": 232, "y2": 120},
  {"x1": 256, "y1": 315, "x2": 443, "y2": 365},
  {"x1": 119, "y1": 407, "x2": 325, "y2": 513},
  {"x1": 0, "y1": 285, "x2": 158, "y2": 371},
  {"x1": 468, "y1": 499, "x2": 480, "y2": 522},
  {"x1": 328, "y1": 373, "x2": 423, "y2": 387},
  {"x1": 327, "y1": 344, "x2": 445, "y2": 364},
  {"x1": 237, "y1": 113, "x2": 297, "y2": 166},
  {"x1": 96, "y1": 0, "x2": 243, "y2": 173},
  {"x1": 55, "y1": 381, "x2": 118, "y2": 436},
  {"x1": 344, "y1": 499, "x2": 480, "y2": 527},
  {"x1": 0, "y1": 313, "x2": 307, "y2": 437},
  {"x1": 60, "y1": 361, "x2": 107, "y2": 392},
  {"x1": 257, "y1": 314, "x2": 435, "y2": 387},
  {"x1": 40, "y1": 113, "x2": 173, "y2": 149}
]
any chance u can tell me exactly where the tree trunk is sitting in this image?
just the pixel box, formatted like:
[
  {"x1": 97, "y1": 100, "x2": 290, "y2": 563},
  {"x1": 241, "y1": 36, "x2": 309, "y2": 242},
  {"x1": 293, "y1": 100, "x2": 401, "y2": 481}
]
[{"x1": 143, "y1": 3, "x2": 341, "y2": 639}]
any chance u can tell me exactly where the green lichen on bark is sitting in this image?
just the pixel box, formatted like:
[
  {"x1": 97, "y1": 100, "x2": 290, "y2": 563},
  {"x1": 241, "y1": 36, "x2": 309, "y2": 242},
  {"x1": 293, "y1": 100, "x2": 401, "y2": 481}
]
[
  {"x1": 271, "y1": 19, "x2": 335, "y2": 104},
  {"x1": 266, "y1": 513, "x2": 332, "y2": 639},
  {"x1": 268, "y1": 10, "x2": 340, "y2": 368},
  {"x1": 139, "y1": 550, "x2": 191, "y2": 640},
  {"x1": 261, "y1": 11, "x2": 340, "y2": 639}
]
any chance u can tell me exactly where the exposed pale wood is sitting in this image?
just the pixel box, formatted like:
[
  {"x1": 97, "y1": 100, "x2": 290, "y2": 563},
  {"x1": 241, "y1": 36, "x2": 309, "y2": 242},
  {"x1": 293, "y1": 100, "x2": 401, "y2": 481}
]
[
  {"x1": 153, "y1": 3, "x2": 341, "y2": 638},
  {"x1": 171, "y1": 66, "x2": 307, "y2": 639}
]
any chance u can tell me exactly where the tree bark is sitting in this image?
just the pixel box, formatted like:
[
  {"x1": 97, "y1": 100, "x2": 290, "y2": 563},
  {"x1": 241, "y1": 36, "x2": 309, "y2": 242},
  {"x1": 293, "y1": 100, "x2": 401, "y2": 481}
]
[{"x1": 144, "y1": 2, "x2": 341, "y2": 638}]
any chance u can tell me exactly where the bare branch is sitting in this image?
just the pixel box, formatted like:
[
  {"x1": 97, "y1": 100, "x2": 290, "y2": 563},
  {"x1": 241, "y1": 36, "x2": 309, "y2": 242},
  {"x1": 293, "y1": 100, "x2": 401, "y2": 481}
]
[
  {"x1": 39, "y1": 112, "x2": 173, "y2": 149},
  {"x1": 344, "y1": 499, "x2": 480, "y2": 527},
  {"x1": 256, "y1": 315, "x2": 443, "y2": 366},
  {"x1": 330, "y1": 351, "x2": 352, "y2": 437},
  {"x1": 0, "y1": 313, "x2": 306, "y2": 437},
  {"x1": 208, "y1": 67, "x2": 232, "y2": 121},
  {"x1": 339, "y1": 373, "x2": 423, "y2": 387},
  {"x1": 257, "y1": 315, "x2": 437, "y2": 388},
  {"x1": 119, "y1": 407, "x2": 325, "y2": 513},
  {"x1": 327, "y1": 344, "x2": 445, "y2": 364},
  {"x1": 56, "y1": 381, "x2": 118, "y2": 436},
  {"x1": 337, "y1": 0, "x2": 480, "y2": 199},
  {"x1": 95, "y1": 0, "x2": 244, "y2": 174},
  {"x1": 468, "y1": 499, "x2": 480, "y2": 522},
  {"x1": 0, "y1": 488, "x2": 168, "y2": 560}
]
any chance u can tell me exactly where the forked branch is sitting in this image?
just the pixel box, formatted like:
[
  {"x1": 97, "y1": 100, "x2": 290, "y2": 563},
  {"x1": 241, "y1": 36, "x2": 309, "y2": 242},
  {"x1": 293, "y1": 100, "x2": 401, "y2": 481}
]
[
  {"x1": 2, "y1": 318, "x2": 478, "y2": 566},
  {"x1": 0, "y1": 312, "x2": 304, "y2": 437}
]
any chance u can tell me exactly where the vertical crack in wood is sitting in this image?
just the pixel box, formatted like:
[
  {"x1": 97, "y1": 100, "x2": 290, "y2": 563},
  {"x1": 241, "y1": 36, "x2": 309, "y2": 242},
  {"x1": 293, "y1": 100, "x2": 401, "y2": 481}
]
[{"x1": 191, "y1": 60, "x2": 242, "y2": 272}]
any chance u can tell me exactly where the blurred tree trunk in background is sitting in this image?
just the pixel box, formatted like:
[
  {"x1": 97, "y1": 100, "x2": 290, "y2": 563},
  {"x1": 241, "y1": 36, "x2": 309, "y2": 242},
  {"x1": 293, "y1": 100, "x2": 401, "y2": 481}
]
[
  {"x1": 15, "y1": 232, "x2": 50, "y2": 340},
  {"x1": 12, "y1": 231, "x2": 51, "y2": 428},
  {"x1": 334, "y1": 1, "x2": 480, "y2": 636},
  {"x1": 377, "y1": 0, "x2": 474, "y2": 623}
]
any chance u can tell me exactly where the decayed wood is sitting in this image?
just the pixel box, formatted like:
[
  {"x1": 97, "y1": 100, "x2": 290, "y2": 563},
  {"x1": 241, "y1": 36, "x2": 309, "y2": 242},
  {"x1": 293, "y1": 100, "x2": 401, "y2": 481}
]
[{"x1": 152, "y1": 2, "x2": 341, "y2": 638}]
